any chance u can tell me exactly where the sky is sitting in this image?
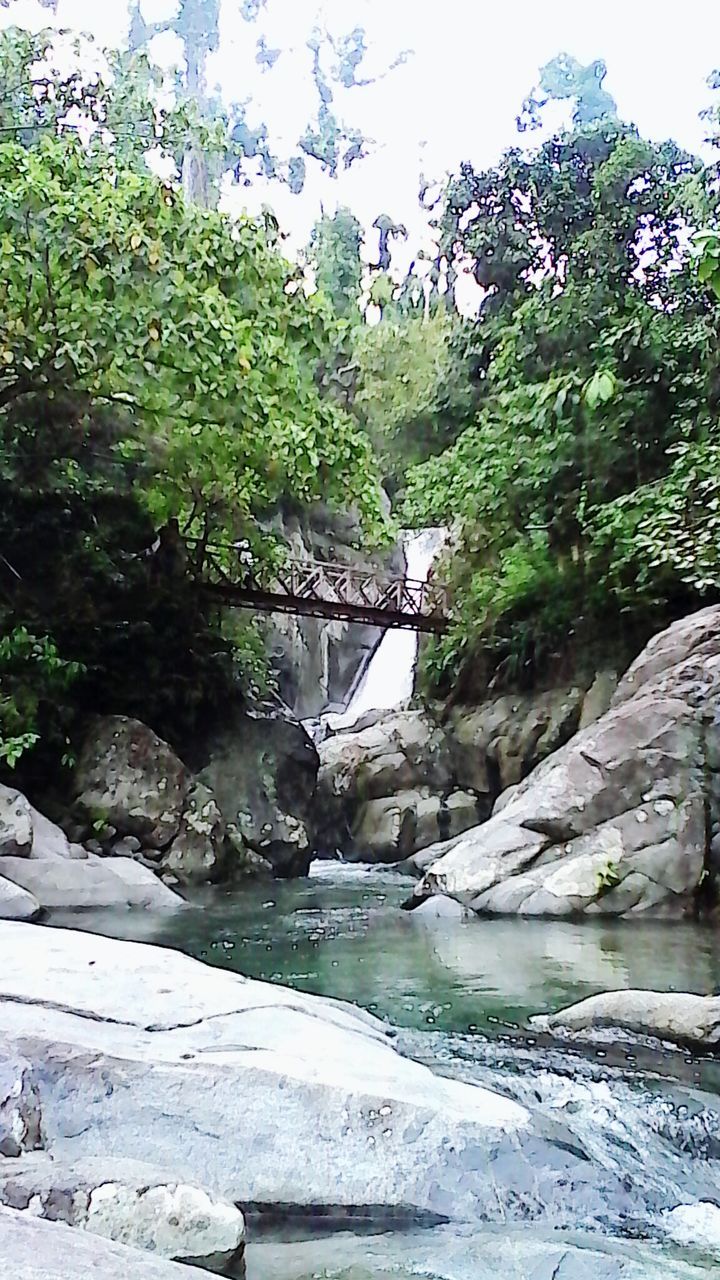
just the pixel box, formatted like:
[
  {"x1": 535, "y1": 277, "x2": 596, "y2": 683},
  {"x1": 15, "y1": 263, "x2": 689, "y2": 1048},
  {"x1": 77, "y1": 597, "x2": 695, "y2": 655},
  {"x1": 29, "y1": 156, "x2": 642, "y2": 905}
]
[{"x1": 4, "y1": 0, "x2": 720, "y2": 280}]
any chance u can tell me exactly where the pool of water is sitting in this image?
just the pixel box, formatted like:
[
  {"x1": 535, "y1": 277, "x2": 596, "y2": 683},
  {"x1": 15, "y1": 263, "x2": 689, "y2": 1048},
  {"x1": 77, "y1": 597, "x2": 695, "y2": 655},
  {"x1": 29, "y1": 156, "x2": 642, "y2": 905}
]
[{"x1": 49, "y1": 861, "x2": 720, "y2": 1278}]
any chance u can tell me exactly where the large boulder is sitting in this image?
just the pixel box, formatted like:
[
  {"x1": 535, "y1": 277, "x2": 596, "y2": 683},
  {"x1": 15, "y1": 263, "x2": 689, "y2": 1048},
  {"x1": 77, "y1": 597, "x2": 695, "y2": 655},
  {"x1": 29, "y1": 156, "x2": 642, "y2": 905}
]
[
  {"x1": 73, "y1": 717, "x2": 190, "y2": 850},
  {"x1": 413, "y1": 608, "x2": 720, "y2": 918},
  {"x1": 199, "y1": 712, "x2": 318, "y2": 878},
  {"x1": 161, "y1": 783, "x2": 227, "y2": 886},
  {"x1": 0, "y1": 1206, "x2": 224, "y2": 1280},
  {"x1": 315, "y1": 690, "x2": 586, "y2": 862},
  {"x1": 0, "y1": 1155, "x2": 245, "y2": 1270},
  {"x1": 534, "y1": 990, "x2": 720, "y2": 1048},
  {"x1": 0, "y1": 921, "x2": 649, "y2": 1229}
]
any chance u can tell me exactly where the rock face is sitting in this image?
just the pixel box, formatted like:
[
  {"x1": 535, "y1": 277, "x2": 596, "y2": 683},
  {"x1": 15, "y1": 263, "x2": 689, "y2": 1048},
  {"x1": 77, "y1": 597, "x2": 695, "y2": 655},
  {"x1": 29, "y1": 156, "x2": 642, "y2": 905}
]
[
  {"x1": 413, "y1": 608, "x2": 720, "y2": 918},
  {"x1": 0, "y1": 921, "x2": 645, "y2": 1228},
  {"x1": 0, "y1": 1155, "x2": 245, "y2": 1268},
  {"x1": 200, "y1": 712, "x2": 319, "y2": 878},
  {"x1": 316, "y1": 687, "x2": 588, "y2": 862},
  {"x1": 0, "y1": 1205, "x2": 223, "y2": 1280},
  {"x1": 0, "y1": 783, "x2": 183, "y2": 916},
  {"x1": 535, "y1": 990, "x2": 720, "y2": 1048},
  {"x1": 73, "y1": 717, "x2": 190, "y2": 851},
  {"x1": 261, "y1": 503, "x2": 405, "y2": 719}
]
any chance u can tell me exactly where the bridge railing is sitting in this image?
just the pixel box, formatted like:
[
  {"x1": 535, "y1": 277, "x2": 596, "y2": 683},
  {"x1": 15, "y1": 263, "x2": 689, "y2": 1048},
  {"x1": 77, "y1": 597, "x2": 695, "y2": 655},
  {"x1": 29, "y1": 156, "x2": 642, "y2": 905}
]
[{"x1": 192, "y1": 542, "x2": 449, "y2": 627}]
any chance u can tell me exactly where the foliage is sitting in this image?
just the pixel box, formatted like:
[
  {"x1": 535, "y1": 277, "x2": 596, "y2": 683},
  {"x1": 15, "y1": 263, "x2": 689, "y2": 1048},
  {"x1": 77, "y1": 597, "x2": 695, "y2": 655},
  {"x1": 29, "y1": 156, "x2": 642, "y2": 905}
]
[
  {"x1": 306, "y1": 207, "x2": 364, "y2": 319},
  {"x1": 0, "y1": 628, "x2": 82, "y2": 769},
  {"x1": 353, "y1": 311, "x2": 476, "y2": 491},
  {"x1": 405, "y1": 114, "x2": 720, "y2": 698},
  {"x1": 0, "y1": 29, "x2": 384, "y2": 785}
]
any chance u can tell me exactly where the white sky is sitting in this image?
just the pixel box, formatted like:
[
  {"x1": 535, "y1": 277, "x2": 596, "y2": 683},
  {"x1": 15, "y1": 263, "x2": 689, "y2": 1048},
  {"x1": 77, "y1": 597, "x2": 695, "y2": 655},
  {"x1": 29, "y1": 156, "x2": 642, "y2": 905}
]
[{"x1": 5, "y1": 0, "x2": 720, "y2": 276}]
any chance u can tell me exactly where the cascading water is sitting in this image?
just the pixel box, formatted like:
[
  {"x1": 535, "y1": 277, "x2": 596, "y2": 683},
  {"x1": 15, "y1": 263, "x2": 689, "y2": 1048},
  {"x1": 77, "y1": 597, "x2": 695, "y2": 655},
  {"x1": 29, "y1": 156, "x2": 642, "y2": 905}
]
[{"x1": 323, "y1": 526, "x2": 447, "y2": 733}]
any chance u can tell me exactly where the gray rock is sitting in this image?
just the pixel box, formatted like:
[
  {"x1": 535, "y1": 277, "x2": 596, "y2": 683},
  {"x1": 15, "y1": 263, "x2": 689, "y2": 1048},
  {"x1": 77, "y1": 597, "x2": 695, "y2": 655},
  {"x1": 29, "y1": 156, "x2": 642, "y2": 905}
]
[
  {"x1": 261, "y1": 503, "x2": 405, "y2": 719},
  {"x1": 200, "y1": 713, "x2": 318, "y2": 878},
  {"x1": 0, "y1": 855, "x2": 184, "y2": 912},
  {"x1": 350, "y1": 792, "x2": 419, "y2": 863},
  {"x1": 415, "y1": 608, "x2": 720, "y2": 919},
  {"x1": 0, "y1": 921, "x2": 635, "y2": 1227},
  {"x1": 110, "y1": 836, "x2": 142, "y2": 857},
  {"x1": 444, "y1": 790, "x2": 481, "y2": 839},
  {"x1": 73, "y1": 717, "x2": 190, "y2": 850},
  {"x1": 0, "y1": 1053, "x2": 42, "y2": 1157},
  {"x1": 0, "y1": 877, "x2": 41, "y2": 922},
  {"x1": 580, "y1": 670, "x2": 618, "y2": 729},
  {"x1": 161, "y1": 783, "x2": 227, "y2": 885},
  {"x1": 316, "y1": 691, "x2": 585, "y2": 861},
  {"x1": 0, "y1": 1205, "x2": 219, "y2": 1280},
  {"x1": 0, "y1": 1154, "x2": 245, "y2": 1267},
  {"x1": 536, "y1": 989, "x2": 720, "y2": 1047},
  {"x1": 0, "y1": 787, "x2": 33, "y2": 857},
  {"x1": 247, "y1": 1222, "x2": 709, "y2": 1280}
]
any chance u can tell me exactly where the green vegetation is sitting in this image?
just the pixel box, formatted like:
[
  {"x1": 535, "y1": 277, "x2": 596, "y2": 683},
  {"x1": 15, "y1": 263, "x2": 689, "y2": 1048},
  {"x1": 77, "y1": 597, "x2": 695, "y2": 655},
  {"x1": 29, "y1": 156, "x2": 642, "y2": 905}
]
[
  {"x1": 0, "y1": 27, "x2": 382, "y2": 787},
  {"x1": 2, "y1": 10, "x2": 720, "y2": 780},
  {"x1": 399, "y1": 111, "x2": 720, "y2": 698}
]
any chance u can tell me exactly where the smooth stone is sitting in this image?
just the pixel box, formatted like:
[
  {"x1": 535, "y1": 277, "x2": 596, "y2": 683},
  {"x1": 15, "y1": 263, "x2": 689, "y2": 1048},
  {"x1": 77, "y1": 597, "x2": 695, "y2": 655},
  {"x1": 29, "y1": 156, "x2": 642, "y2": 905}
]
[
  {"x1": 535, "y1": 989, "x2": 720, "y2": 1047},
  {"x1": 0, "y1": 856, "x2": 184, "y2": 912},
  {"x1": 0, "y1": 1205, "x2": 217, "y2": 1279},
  {"x1": 0, "y1": 876, "x2": 41, "y2": 922}
]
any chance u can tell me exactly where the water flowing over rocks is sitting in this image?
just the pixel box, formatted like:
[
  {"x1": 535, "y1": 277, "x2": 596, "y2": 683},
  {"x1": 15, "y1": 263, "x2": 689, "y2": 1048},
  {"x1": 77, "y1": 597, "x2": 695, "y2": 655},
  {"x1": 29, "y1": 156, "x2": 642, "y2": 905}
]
[
  {"x1": 261, "y1": 503, "x2": 406, "y2": 719},
  {"x1": 0, "y1": 920, "x2": 670, "y2": 1233},
  {"x1": 412, "y1": 608, "x2": 720, "y2": 918}
]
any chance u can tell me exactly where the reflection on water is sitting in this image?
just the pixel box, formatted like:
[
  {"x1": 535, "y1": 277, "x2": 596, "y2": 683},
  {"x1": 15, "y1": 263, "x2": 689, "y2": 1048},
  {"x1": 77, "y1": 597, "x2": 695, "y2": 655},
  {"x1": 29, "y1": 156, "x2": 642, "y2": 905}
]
[{"x1": 50, "y1": 860, "x2": 720, "y2": 1035}]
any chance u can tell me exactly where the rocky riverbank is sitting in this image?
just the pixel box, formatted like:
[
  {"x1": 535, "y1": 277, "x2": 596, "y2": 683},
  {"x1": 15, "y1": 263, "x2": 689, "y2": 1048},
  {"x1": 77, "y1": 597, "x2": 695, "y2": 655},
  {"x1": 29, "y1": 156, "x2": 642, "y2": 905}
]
[{"x1": 409, "y1": 607, "x2": 720, "y2": 919}]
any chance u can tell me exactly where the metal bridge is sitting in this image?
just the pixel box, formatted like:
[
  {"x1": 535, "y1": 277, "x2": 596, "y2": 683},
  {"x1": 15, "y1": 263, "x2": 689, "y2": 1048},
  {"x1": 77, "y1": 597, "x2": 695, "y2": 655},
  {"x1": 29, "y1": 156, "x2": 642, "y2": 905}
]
[{"x1": 197, "y1": 545, "x2": 449, "y2": 633}]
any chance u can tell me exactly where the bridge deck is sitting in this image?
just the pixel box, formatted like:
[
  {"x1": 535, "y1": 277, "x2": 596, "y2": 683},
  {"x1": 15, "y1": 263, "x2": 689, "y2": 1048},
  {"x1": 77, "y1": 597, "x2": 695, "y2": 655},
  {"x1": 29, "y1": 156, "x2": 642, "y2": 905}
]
[{"x1": 198, "y1": 547, "x2": 449, "y2": 633}]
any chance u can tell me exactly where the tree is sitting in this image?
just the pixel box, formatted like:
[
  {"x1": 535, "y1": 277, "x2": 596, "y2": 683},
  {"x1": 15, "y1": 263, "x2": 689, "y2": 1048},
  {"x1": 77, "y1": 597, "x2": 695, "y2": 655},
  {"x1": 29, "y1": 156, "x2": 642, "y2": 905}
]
[
  {"x1": 0, "y1": 28, "x2": 384, "y2": 779},
  {"x1": 403, "y1": 108, "x2": 718, "y2": 698},
  {"x1": 306, "y1": 207, "x2": 364, "y2": 319}
]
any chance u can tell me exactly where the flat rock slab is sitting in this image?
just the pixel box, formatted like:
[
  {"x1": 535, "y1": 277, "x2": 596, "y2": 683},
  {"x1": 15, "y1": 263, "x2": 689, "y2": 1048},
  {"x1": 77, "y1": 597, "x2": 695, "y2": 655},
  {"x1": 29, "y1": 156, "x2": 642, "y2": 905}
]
[
  {"x1": 0, "y1": 855, "x2": 184, "y2": 912},
  {"x1": 0, "y1": 1205, "x2": 216, "y2": 1280},
  {"x1": 247, "y1": 1223, "x2": 713, "y2": 1280},
  {"x1": 0, "y1": 922, "x2": 648, "y2": 1228},
  {"x1": 534, "y1": 990, "x2": 720, "y2": 1048}
]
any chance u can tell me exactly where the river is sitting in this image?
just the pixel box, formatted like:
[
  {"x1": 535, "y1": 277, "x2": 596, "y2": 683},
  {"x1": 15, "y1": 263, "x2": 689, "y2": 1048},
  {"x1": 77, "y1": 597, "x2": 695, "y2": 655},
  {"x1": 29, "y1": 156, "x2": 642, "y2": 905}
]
[{"x1": 50, "y1": 861, "x2": 720, "y2": 1279}]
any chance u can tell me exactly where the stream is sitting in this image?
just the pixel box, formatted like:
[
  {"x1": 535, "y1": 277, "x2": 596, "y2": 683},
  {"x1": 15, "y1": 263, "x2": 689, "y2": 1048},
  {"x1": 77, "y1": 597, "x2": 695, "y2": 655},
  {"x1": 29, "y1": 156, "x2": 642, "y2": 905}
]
[
  {"x1": 50, "y1": 861, "x2": 720, "y2": 1279},
  {"x1": 45, "y1": 527, "x2": 720, "y2": 1277}
]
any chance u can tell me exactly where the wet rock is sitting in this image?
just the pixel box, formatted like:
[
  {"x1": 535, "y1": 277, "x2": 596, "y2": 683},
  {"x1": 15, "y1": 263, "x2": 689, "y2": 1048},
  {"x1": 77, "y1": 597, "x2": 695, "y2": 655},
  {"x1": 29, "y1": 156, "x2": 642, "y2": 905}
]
[
  {"x1": 0, "y1": 1155, "x2": 245, "y2": 1268},
  {"x1": 73, "y1": 717, "x2": 190, "y2": 850},
  {"x1": 0, "y1": 1205, "x2": 220, "y2": 1280},
  {"x1": 415, "y1": 608, "x2": 720, "y2": 918},
  {"x1": 536, "y1": 989, "x2": 720, "y2": 1047}
]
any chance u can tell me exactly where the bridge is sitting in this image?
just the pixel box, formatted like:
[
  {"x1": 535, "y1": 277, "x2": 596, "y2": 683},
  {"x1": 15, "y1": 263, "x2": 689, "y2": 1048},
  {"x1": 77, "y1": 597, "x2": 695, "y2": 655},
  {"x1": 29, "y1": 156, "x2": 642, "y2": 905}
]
[{"x1": 196, "y1": 545, "x2": 449, "y2": 633}]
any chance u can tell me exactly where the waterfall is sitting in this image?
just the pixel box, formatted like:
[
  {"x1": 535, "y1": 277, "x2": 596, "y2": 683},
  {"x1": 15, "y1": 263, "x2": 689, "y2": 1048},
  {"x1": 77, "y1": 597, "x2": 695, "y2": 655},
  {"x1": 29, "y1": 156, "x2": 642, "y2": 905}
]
[{"x1": 323, "y1": 527, "x2": 446, "y2": 733}]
